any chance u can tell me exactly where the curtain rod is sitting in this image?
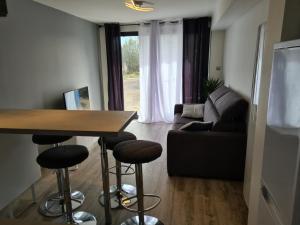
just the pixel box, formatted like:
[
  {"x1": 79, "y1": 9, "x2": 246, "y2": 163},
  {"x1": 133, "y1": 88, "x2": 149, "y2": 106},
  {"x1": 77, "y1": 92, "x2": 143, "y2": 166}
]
[
  {"x1": 119, "y1": 21, "x2": 181, "y2": 26},
  {"x1": 99, "y1": 16, "x2": 211, "y2": 27},
  {"x1": 99, "y1": 23, "x2": 138, "y2": 27},
  {"x1": 141, "y1": 20, "x2": 180, "y2": 25},
  {"x1": 120, "y1": 23, "x2": 139, "y2": 26},
  {"x1": 100, "y1": 20, "x2": 181, "y2": 27}
]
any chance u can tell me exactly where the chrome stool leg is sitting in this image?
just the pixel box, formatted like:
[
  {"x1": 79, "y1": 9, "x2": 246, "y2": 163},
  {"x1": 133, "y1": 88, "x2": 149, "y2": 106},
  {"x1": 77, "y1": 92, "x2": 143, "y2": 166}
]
[
  {"x1": 116, "y1": 160, "x2": 137, "y2": 206},
  {"x1": 39, "y1": 168, "x2": 85, "y2": 217},
  {"x1": 137, "y1": 164, "x2": 145, "y2": 224},
  {"x1": 99, "y1": 160, "x2": 137, "y2": 209},
  {"x1": 120, "y1": 164, "x2": 163, "y2": 225},
  {"x1": 39, "y1": 143, "x2": 85, "y2": 217},
  {"x1": 56, "y1": 168, "x2": 96, "y2": 225}
]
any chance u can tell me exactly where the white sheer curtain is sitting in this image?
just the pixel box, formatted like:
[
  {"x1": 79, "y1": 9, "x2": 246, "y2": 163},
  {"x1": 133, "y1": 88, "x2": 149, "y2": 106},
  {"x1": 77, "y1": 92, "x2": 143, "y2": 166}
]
[{"x1": 139, "y1": 20, "x2": 183, "y2": 123}]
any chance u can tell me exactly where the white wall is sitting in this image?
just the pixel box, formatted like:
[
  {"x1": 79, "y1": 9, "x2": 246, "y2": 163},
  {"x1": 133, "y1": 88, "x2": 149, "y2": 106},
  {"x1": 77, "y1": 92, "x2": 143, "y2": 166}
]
[
  {"x1": 209, "y1": 30, "x2": 225, "y2": 80},
  {"x1": 0, "y1": 0, "x2": 102, "y2": 209},
  {"x1": 247, "y1": 0, "x2": 300, "y2": 223},
  {"x1": 99, "y1": 26, "x2": 109, "y2": 110},
  {"x1": 222, "y1": 0, "x2": 269, "y2": 207},
  {"x1": 213, "y1": 0, "x2": 263, "y2": 29},
  {"x1": 223, "y1": 0, "x2": 269, "y2": 99},
  {"x1": 214, "y1": 0, "x2": 234, "y2": 25},
  {"x1": 223, "y1": 0, "x2": 300, "y2": 223}
]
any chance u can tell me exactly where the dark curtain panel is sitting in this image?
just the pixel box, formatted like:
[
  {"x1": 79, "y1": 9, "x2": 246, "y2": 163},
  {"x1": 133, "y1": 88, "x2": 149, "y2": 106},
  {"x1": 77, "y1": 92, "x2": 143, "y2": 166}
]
[
  {"x1": 105, "y1": 23, "x2": 124, "y2": 110},
  {"x1": 182, "y1": 17, "x2": 211, "y2": 103}
]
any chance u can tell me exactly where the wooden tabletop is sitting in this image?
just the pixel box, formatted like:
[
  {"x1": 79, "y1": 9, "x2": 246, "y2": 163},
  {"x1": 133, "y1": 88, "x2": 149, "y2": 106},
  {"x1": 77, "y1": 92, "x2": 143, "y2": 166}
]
[
  {"x1": 0, "y1": 109, "x2": 137, "y2": 136},
  {"x1": 0, "y1": 219, "x2": 64, "y2": 225}
]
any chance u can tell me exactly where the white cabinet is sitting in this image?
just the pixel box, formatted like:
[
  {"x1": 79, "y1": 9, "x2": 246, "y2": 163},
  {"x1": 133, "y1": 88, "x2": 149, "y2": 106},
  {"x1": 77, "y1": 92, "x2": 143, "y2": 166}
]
[
  {"x1": 262, "y1": 127, "x2": 299, "y2": 225},
  {"x1": 258, "y1": 193, "x2": 283, "y2": 225},
  {"x1": 259, "y1": 39, "x2": 300, "y2": 225}
]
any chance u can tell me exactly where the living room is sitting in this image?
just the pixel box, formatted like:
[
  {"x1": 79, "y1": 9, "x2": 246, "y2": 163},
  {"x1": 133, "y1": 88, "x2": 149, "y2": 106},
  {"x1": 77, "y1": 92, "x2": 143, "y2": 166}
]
[{"x1": 0, "y1": 0, "x2": 299, "y2": 225}]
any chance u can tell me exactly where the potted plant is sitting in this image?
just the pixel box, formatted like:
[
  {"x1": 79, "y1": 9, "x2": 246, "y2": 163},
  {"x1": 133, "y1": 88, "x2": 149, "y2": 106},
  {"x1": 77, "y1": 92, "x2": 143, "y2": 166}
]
[{"x1": 203, "y1": 78, "x2": 224, "y2": 99}]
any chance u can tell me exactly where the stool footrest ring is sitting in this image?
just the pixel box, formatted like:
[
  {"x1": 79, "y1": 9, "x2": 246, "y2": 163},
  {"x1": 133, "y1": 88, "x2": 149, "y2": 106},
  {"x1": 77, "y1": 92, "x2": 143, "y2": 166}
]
[
  {"x1": 108, "y1": 164, "x2": 135, "y2": 176},
  {"x1": 121, "y1": 194, "x2": 161, "y2": 213}
]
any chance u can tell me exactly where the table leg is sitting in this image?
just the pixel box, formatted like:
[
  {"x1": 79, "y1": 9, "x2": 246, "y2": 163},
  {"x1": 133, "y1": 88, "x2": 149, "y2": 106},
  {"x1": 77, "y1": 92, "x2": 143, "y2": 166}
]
[
  {"x1": 116, "y1": 160, "x2": 122, "y2": 205},
  {"x1": 99, "y1": 137, "x2": 112, "y2": 225},
  {"x1": 30, "y1": 184, "x2": 37, "y2": 204}
]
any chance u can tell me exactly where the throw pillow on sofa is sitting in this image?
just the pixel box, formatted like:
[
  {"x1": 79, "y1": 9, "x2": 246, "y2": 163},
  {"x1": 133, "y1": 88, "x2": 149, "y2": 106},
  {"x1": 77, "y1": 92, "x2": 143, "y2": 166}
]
[
  {"x1": 181, "y1": 104, "x2": 204, "y2": 119},
  {"x1": 179, "y1": 121, "x2": 213, "y2": 131}
]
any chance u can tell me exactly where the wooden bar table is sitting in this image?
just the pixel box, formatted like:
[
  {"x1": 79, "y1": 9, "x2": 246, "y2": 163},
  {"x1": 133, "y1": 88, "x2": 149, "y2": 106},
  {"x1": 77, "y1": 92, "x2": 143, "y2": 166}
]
[{"x1": 0, "y1": 109, "x2": 137, "y2": 225}]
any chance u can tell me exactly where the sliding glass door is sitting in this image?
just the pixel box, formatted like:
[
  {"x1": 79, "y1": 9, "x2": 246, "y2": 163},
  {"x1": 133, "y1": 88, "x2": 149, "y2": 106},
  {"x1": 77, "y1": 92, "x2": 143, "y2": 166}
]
[{"x1": 121, "y1": 32, "x2": 140, "y2": 112}]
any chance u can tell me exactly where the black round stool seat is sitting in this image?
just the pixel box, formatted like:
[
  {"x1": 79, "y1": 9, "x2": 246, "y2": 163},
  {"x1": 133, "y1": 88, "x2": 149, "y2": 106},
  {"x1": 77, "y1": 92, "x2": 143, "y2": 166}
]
[
  {"x1": 98, "y1": 131, "x2": 136, "y2": 150},
  {"x1": 114, "y1": 140, "x2": 162, "y2": 164},
  {"x1": 32, "y1": 135, "x2": 72, "y2": 145},
  {"x1": 37, "y1": 145, "x2": 89, "y2": 169}
]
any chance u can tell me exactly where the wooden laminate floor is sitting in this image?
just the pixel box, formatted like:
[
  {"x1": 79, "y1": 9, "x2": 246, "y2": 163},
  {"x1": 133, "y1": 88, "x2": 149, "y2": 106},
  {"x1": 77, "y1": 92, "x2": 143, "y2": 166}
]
[{"x1": 6, "y1": 121, "x2": 248, "y2": 225}]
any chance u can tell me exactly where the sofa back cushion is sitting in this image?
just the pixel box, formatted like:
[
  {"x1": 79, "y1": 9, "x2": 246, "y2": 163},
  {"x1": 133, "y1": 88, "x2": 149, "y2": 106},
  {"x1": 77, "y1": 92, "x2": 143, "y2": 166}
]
[
  {"x1": 209, "y1": 85, "x2": 231, "y2": 104},
  {"x1": 203, "y1": 98, "x2": 220, "y2": 124},
  {"x1": 214, "y1": 91, "x2": 248, "y2": 122},
  {"x1": 179, "y1": 121, "x2": 213, "y2": 131},
  {"x1": 203, "y1": 86, "x2": 248, "y2": 131}
]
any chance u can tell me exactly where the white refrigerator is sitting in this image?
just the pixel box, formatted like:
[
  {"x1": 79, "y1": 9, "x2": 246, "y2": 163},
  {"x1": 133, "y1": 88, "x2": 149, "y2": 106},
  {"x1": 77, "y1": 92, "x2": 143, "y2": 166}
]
[{"x1": 258, "y1": 39, "x2": 300, "y2": 225}]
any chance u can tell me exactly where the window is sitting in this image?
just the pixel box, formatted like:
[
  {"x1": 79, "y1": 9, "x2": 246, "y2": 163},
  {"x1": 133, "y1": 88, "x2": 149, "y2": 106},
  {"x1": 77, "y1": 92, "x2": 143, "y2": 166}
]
[{"x1": 121, "y1": 32, "x2": 140, "y2": 112}]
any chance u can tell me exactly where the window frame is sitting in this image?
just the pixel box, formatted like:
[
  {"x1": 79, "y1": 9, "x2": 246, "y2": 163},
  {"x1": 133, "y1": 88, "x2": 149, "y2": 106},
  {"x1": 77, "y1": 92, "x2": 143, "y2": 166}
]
[{"x1": 121, "y1": 31, "x2": 138, "y2": 37}]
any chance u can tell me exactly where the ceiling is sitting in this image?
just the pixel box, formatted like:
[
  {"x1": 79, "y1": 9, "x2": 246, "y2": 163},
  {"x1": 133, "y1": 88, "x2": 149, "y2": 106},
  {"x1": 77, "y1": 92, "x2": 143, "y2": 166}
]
[{"x1": 33, "y1": 0, "x2": 218, "y2": 24}]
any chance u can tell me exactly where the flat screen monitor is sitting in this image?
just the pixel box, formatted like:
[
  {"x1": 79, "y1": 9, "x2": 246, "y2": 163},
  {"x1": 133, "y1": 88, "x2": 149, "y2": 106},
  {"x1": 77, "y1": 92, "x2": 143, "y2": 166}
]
[{"x1": 64, "y1": 86, "x2": 91, "y2": 110}]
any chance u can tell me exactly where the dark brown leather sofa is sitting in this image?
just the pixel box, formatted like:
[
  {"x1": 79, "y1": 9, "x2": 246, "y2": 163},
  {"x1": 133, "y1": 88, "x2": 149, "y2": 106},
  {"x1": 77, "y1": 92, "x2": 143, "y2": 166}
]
[{"x1": 167, "y1": 86, "x2": 248, "y2": 180}]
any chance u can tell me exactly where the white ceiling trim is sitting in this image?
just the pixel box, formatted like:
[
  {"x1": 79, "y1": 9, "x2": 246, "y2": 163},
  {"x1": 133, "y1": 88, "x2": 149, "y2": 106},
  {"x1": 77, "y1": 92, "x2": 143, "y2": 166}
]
[{"x1": 213, "y1": 0, "x2": 264, "y2": 29}]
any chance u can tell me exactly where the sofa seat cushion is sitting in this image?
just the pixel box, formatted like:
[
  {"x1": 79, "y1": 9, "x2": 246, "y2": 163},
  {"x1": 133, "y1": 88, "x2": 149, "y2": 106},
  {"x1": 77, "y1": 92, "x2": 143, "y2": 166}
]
[
  {"x1": 179, "y1": 121, "x2": 213, "y2": 131},
  {"x1": 174, "y1": 113, "x2": 202, "y2": 124},
  {"x1": 172, "y1": 123, "x2": 185, "y2": 130},
  {"x1": 213, "y1": 122, "x2": 247, "y2": 132}
]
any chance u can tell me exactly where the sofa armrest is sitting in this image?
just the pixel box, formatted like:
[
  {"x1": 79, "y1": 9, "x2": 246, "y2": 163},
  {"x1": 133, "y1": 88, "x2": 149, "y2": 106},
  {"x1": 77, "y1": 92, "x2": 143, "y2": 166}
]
[
  {"x1": 167, "y1": 130, "x2": 247, "y2": 179},
  {"x1": 174, "y1": 104, "x2": 183, "y2": 115}
]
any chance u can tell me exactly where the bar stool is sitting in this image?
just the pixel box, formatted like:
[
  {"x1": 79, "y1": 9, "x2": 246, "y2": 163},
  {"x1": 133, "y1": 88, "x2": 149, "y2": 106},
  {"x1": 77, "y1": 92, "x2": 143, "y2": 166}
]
[
  {"x1": 32, "y1": 135, "x2": 85, "y2": 217},
  {"x1": 113, "y1": 140, "x2": 164, "y2": 225},
  {"x1": 36, "y1": 145, "x2": 97, "y2": 225},
  {"x1": 98, "y1": 131, "x2": 137, "y2": 209}
]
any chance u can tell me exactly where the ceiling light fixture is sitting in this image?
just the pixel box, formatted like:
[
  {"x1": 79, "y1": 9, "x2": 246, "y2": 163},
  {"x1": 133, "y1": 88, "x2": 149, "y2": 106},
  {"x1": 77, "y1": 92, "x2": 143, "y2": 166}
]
[{"x1": 125, "y1": 0, "x2": 154, "y2": 12}]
